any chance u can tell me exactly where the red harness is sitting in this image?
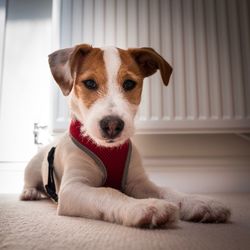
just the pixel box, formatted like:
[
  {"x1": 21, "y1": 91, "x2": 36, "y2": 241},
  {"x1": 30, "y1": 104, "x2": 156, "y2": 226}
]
[{"x1": 69, "y1": 120, "x2": 132, "y2": 191}]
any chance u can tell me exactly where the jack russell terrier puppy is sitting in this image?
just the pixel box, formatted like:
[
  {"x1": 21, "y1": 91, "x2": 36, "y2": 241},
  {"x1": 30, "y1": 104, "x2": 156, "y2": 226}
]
[{"x1": 20, "y1": 44, "x2": 230, "y2": 228}]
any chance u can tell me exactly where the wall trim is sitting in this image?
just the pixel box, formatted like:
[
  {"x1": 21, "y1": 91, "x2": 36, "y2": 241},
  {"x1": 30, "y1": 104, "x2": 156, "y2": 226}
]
[{"x1": 142, "y1": 156, "x2": 250, "y2": 168}]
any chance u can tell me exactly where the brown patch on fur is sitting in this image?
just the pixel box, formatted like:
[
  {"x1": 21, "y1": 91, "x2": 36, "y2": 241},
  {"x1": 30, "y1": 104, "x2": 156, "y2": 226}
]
[
  {"x1": 128, "y1": 47, "x2": 173, "y2": 86},
  {"x1": 74, "y1": 49, "x2": 108, "y2": 108},
  {"x1": 48, "y1": 44, "x2": 93, "y2": 96},
  {"x1": 117, "y1": 49, "x2": 144, "y2": 105}
]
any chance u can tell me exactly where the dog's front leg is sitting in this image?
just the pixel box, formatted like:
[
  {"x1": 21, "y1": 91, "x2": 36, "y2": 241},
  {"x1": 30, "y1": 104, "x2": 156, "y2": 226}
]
[
  {"x1": 126, "y1": 144, "x2": 231, "y2": 223},
  {"x1": 57, "y1": 167, "x2": 178, "y2": 228},
  {"x1": 126, "y1": 166, "x2": 231, "y2": 223}
]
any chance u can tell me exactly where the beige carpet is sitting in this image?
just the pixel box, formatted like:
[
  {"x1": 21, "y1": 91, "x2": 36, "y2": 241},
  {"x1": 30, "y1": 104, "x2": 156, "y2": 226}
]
[{"x1": 0, "y1": 193, "x2": 250, "y2": 250}]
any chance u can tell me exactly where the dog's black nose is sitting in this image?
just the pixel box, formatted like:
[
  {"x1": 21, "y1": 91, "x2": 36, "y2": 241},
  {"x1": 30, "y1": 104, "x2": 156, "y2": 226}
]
[{"x1": 100, "y1": 116, "x2": 124, "y2": 139}]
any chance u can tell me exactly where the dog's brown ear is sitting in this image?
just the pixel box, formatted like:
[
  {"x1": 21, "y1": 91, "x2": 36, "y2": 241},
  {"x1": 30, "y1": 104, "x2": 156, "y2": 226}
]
[
  {"x1": 48, "y1": 44, "x2": 92, "y2": 95},
  {"x1": 128, "y1": 47, "x2": 173, "y2": 86}
]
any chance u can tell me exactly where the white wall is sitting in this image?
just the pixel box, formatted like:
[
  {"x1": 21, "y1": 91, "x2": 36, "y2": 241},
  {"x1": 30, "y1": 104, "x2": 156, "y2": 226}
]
[
  {"x1": 0, "y1": 0, "x2": 249, "y2": 194},
  {"x1": 0, "y1": 0, "x2": 52, "y2": 161},
  {"x1": 0, "y1": 0, "x2": 52, "y2": 193}
]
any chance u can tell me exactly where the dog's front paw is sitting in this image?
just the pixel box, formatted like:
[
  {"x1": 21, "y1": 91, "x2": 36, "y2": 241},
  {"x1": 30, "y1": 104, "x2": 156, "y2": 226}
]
[
  {"x1": 123, "y1": 199, "x2": 179, "y2": 228},
  {"x1": 20, "y1": 187, "x2": 42, "y2": 201},
  {"x1": 180, "y1": 195, "x2": 231, "y2": 223}
]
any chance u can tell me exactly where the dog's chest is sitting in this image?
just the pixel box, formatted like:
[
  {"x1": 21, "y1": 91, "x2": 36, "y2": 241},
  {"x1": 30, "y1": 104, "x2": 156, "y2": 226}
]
[{"x1": 70, "y1": 120, "x2": 132, "y2": 191}]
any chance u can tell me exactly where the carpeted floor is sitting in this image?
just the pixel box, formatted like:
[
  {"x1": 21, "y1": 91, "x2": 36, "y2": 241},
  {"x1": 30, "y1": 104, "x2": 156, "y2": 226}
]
[{"x1": 0, "y1": 193, "x2": 250, "y2": 250}]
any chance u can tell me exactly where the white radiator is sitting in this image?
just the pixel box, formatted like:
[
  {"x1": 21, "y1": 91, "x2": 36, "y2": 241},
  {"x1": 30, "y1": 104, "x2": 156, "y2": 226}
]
[{"x1": 52, "y1": 0, "x2": 250, "y2": 133}]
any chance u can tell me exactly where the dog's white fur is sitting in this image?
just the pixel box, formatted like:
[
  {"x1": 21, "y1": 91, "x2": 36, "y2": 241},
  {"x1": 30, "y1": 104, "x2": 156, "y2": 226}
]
[{"x1": 20, "y1": 45, "x2": 230, "y2": 228}]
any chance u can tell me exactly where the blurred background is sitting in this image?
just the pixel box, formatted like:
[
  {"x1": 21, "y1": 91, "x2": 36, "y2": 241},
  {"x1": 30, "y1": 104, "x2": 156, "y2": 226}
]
[{"x1": 0, "y1": 0, "x2": 249, "y2": 194}]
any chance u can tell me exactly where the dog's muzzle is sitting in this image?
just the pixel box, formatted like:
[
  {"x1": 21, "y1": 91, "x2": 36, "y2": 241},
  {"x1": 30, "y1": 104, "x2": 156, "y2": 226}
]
[{"x1": 100, "y1": 116, "x2": 124, "y2": 140}]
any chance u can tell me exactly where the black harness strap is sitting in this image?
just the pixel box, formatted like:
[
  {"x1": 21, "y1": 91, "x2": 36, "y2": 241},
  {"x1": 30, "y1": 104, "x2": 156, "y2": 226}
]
[{"x1": 45, "y1": 147, "x2": 58, "y2": 203}]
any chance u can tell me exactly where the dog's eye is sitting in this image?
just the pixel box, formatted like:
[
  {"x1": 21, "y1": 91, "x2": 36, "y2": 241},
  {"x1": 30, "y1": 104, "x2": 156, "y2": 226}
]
[
  {"x1": 123, "y1": 79, "x2": 136, "y2": 91},
  {"x1": 82, "y1": 79, "x2": 98, "y2": 90}
]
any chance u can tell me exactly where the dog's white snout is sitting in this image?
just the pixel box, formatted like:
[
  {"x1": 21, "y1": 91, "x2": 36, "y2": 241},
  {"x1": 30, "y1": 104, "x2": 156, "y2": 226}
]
[{"x1": 99, "y1": 116, "x2": 124, "y2": 139}]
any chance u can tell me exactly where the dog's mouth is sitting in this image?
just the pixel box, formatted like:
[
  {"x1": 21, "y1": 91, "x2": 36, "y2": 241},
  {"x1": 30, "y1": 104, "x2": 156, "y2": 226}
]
[
  {"x1": 103, "y1": 136, "x2": 122, "y2": 145},
  {"x1": 90, "y1": 134, "x2": 127, "y2": 148}
]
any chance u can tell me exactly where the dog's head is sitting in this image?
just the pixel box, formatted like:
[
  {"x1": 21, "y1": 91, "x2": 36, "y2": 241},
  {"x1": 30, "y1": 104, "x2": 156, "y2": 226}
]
[{"x1": 49, "y1": 44, "x2": 172, "y2": 147}]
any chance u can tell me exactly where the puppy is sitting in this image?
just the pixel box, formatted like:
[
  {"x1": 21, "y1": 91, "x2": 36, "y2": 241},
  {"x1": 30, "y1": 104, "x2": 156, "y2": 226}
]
[{"x1": 20, "y1": 44, "x2": 230, "y2": 228}]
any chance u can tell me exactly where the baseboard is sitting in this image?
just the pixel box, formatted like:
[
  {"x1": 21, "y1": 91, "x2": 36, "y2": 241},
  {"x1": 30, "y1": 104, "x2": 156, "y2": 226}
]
[
  {"x1": 142, "y1": 156, "x2": 250, "y2": 193},
  {"x1": 142, "y1": 156, "x2": 250, "y2": 168}
]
